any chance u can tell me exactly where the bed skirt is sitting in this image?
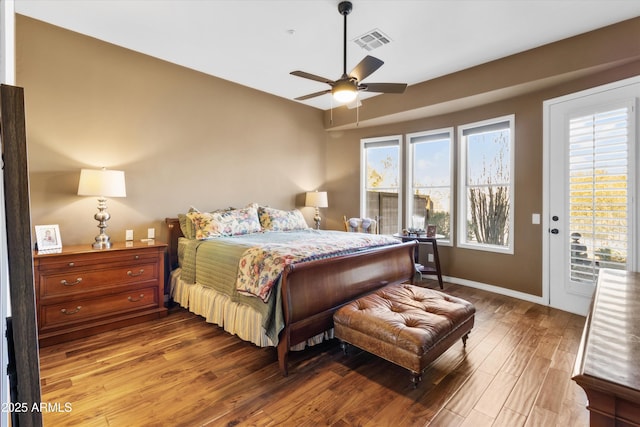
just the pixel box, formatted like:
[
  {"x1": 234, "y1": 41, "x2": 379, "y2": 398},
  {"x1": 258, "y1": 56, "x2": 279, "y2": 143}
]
[{"x1": 170, "y1": 268, "x2": 332, "y2": 350}]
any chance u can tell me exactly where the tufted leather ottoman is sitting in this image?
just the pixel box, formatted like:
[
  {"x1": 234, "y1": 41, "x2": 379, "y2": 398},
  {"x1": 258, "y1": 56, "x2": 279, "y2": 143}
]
[{"x1": 334, "y1": 283, "x2": 475, "y2": 387}]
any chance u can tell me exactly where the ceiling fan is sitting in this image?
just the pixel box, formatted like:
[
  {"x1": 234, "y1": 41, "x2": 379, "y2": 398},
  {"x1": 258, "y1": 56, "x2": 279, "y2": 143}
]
[{"x1": 291, "y1": 1, "x2": 407, "y2": 104}]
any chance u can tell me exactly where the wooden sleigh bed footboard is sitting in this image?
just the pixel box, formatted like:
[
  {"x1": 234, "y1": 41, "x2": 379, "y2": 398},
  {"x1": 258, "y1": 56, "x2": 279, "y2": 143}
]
[
  {"x1": 164, "y1": 217, "x2": 417, "y2": 376},
  {"x1": 277, "y1": 241, "x2": 417, "y2": 375}
]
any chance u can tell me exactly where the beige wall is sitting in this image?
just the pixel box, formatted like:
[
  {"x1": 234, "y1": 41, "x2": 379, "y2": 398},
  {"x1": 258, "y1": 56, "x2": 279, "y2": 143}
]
[
  {"x1": 16, "y1": 14, "x2": 640, "y2": 298},
  {"x1": 16, "y1": 15, "x2": 327, "y2": 246}
]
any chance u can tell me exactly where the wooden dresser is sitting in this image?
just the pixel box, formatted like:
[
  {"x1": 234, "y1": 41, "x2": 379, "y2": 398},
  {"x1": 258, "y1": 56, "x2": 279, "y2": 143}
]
[
  {"x1": 33, "y1": 241, "x2": 168, "y2": 346},
  {"x1": 572, "y1": 269, "x2": 640, "y2": 426}
]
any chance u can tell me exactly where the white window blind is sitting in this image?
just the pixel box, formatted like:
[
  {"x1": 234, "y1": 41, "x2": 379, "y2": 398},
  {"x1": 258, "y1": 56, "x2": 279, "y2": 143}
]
[{"x1": 568, "y1": 105, "x2": 630, "y2": 284}]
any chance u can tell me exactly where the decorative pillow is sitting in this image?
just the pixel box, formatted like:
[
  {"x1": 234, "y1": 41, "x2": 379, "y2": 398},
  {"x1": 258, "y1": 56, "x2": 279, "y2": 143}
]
[
  {"x1": 187, "y1": 203, "x2": 262, "y2": 239},
  {"x1": 258, "y1": 206, "x2": 309, "y2": 231},
  {"x1": 178, "y1": 206, "x2": 200, "y2": 239},
  {"x1": 216, "y1": 203, "x2": 262, "y2": 236},
  {"x1": 186, "y1": 211, "x2": 221, "y2": 240}
]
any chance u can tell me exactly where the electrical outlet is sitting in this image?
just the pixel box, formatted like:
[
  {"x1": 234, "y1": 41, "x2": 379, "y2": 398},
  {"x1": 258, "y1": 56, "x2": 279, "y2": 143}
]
[
  {"x1": 147, "y1": 228, "x2": 155, "y2": 239},
  {"x1": 125, "y1": 229, "x2": 134, "y2": 241},
  {"x1": 428, "y1": 254, "x2": 434, "y2": 263}
]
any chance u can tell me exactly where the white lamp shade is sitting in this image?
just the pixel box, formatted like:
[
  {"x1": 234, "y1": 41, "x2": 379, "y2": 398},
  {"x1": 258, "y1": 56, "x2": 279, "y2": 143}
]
[
  {"x1": 77, "y1": 169, "x2": 126, "y2": 197},
  {"x1": 305, "y1": 191, "x2": 328, "y2": 208}
]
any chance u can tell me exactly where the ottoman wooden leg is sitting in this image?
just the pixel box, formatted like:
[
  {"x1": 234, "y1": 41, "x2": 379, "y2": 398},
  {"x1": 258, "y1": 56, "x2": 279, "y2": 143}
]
[
  {"x1": 339, "y1": 340, "x2": 349, "y2": 355},
  {"x1": 462, "y1": 332, "x2": 470, "y2": 347},
  {"x1": 410, "y1": 371, "x2": 422, "y2": 388}
]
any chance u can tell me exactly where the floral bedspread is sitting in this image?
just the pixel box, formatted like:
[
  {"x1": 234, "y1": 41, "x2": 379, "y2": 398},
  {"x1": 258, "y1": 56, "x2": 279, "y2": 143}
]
[{"x1": 235, "y1": 232, "x2": 399, "y2": 302}]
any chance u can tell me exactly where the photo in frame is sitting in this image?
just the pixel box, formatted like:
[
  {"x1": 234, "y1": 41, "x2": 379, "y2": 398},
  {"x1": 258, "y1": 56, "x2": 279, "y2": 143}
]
[
  {"x1": 426, "y1": 224, "x2": 437, "y2": 238},
  {"x1": 35, "y1": 224, "x2": 62, "y2": 253}
]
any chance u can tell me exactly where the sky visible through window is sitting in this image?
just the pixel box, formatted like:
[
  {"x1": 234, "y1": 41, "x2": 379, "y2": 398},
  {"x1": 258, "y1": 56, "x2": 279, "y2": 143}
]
[
  {"x1": 467, "y1": 130, "x2": 510, "y2": 184},
  {"x1": 366, "y1": 133, "x2": 508, "y2": 189},
  {"x1": 413, "y1": 139, "x2": 450, "y2": 187},
  {"x1": 366, "y1": 133, "x2": 509, "y2": 188},
  {"x1": 366, "y1": 145, "x2": 399, "y2": 189}
]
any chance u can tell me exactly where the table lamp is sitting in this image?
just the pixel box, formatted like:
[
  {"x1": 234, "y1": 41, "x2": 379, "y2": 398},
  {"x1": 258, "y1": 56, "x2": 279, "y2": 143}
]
[
  {"x1": 78, "y1": 168, "x2": 126, "y2": 249},
  {"x1": 305, "y1": 191, "x2": 328, "y2": 230}
]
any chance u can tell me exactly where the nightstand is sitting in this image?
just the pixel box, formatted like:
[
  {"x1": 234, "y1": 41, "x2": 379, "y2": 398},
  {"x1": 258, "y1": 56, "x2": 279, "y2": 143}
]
[
  {"x1": 393, "y1": 234, "x2": 443, "y2": 289},
  {"x1": 33, "y1": 241, "x2": 168, "y2": 346}
]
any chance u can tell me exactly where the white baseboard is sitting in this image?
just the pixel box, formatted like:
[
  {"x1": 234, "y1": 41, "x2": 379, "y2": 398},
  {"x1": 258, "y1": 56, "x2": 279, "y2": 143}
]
[{"x1": 442, "y1": 275, "x2": 547, "y2": 306}]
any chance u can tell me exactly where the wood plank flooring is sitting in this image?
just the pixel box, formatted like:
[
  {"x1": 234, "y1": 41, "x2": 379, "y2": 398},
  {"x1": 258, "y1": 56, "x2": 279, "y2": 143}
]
[{"x1": 39, "y1": 281, "x2": 590, "y2": 427}]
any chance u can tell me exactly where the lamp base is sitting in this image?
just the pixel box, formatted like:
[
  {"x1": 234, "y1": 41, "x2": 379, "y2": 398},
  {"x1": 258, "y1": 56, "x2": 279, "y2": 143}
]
[
  {"x1": 92, "y1": 237, "x2": 112, "y2": 250},
  {"x1": 92, "y1": 197, "x2": 112, "y2": 249},
  {"x1": 314, "y1": 208, "x2": 322, "y2": 230}
]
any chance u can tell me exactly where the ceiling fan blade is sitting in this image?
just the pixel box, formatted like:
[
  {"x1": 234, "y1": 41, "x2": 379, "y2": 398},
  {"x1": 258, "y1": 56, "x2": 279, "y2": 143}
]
[
  {"x1": 359, "y1": 82, "x2": 407, "y2": 94},
  {"x1": 294, "y1": 89, "x2": 332, "y2": 101},
  {"x1": 349, "y1": 55, "x2": 384, "y2": 82},
  {"x1": 290, "y1": 71, "x2": 335, "y2": 85}
]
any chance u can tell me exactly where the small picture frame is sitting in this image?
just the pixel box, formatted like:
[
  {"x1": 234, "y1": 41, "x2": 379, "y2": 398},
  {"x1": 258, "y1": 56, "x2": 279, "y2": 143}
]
[
  {"x1": 35, "y1": 224, "x2": 62, "y2": 253},
  {"x1": 426, "y1": 224, "x2": 437, "y2": 238}
]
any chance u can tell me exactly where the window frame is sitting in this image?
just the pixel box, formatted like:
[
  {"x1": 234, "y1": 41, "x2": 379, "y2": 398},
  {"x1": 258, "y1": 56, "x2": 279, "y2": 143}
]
[
  {"x1": 457, "y1": 115, "x2": 515, "y2": 254},
  {"x1": 405, "y1": 127, "x2": 454, "y2": 246},
  {"x1": 360, "y1": 135, "x2": 403, "y2": 235}
]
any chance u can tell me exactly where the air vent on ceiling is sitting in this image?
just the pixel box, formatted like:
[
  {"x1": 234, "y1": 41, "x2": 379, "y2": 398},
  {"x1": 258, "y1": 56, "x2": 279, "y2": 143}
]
[{"x1": 353, "y1": 28, "x2": 391, "y2": 51}]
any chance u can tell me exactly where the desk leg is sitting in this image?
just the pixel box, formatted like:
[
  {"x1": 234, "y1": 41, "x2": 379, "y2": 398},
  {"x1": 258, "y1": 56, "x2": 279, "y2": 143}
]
[{"x1": 431, "y1": 241, "x2": 443, "y2": 289}]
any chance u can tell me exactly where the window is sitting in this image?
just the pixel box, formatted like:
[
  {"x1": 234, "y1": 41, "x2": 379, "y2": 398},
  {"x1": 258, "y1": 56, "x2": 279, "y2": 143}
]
[
  {"x1": 406, "y1": 128, "x2": 453, "y2": 244},
  {"x1": 360, "y1": 135, "x2": 402, "y2": 235},
  {"x1": 458, "y1": 115, "x2": 514, "y2": 253}
]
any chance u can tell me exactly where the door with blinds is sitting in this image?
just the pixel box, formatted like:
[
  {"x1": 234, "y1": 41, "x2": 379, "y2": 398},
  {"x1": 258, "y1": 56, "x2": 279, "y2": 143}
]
[{"x1": 546, "y1": 78, "x2": 639, "y2": 315}]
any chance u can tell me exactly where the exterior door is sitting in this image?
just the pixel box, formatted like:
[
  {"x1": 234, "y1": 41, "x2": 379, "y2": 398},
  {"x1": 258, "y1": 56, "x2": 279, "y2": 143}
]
[{"x1": 545, "y1": 77, "x2": 639, "y2": 315}]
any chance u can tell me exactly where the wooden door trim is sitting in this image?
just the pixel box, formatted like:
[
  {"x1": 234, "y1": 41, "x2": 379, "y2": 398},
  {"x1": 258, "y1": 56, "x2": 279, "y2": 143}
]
[{"x1": 2, "y1": 83, "x2": 43, "y2": 426}]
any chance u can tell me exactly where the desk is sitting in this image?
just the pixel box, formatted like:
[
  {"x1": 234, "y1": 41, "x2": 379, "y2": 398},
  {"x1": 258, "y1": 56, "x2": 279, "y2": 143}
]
[
  {"x1": 572, "y1": 269, "x2": 640, "y2": 426},
  {"x1": 394, "y1": 234, "x2": 443, "y2": 289}
]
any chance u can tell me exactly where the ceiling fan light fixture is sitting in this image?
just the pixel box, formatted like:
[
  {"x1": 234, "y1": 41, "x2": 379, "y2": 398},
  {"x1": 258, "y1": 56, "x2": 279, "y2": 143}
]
[
  {"x1": 332, "y1": 80, "x2": 358, "y2": 103},
  {"x1": 290, "y1": 1, "x2": 406, "y2": 105}
]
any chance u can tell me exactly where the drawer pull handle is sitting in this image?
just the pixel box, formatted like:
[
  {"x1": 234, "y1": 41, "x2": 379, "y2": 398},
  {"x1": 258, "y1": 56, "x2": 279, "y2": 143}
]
[
  {"x1": 127, "y1": 269, "x2": 144, "y2": 277},
  {"x1": 60, "y1": 306, "x2": 82, "y2": 315},
  {"x1": 128, "y1": 294, "x2": 145, "y2": 302},
  {"x1": 60, "y1": 278, "x2": 82, "y2": 286},
  {"x1": 134, "y1": 255, "x2": 140, "y2": 260},
  {"x1": 68, "y1": 262, "x2": 75, "y2": 267}
]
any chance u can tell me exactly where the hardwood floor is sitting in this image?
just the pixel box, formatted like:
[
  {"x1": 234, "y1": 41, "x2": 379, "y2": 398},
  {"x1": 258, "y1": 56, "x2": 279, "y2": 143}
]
[{"x1": 39, "y1": 281, "x2": 590, "y2": 426}]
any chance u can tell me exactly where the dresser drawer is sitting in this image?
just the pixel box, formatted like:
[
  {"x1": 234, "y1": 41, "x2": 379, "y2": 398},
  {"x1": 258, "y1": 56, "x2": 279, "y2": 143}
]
[
  {"x1": 36, "y1": 250, "x2": 158, "y2": 272},
  {"x1": 39, "y1": 262, "x2": 158, "y2": 299},
  {"x1": 40, "y1": 286, "x2": 159, "y2": 330}
]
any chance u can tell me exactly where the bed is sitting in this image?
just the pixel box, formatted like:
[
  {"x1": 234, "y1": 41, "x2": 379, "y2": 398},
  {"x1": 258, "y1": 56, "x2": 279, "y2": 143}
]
[{"x1": 164, "y1": 205, "x2": 417, "y2": 375}]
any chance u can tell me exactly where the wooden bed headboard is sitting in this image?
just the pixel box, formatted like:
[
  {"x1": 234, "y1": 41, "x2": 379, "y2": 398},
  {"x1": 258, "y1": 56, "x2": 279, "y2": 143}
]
[{"x1": 164, "y1": 217, "x2": 183, "y2": 270}]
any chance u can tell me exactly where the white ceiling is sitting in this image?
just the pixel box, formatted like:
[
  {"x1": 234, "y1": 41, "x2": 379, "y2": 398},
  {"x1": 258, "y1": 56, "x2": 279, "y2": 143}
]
[{"x1": 15, "y1": 0, "x2": 640, "y2": 110}]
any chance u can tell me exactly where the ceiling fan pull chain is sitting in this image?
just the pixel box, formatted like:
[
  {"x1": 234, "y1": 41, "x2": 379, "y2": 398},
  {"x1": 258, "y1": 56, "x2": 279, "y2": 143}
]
[{"x1": 330, "y1": 98, "x2": 333, "y2": 125}]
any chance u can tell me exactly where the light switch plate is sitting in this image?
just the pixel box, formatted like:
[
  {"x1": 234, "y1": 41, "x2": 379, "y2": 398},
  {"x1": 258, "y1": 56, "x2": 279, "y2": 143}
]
[
  {"x1": 125, "y1": 229, "x2": 134, "y2": 241},
  {"x1": 147, "y1": 228, "x2": 155, "y2": 239},
  {"x1": 532, "y1": 213, "x2": 541, "y2": 225}
]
